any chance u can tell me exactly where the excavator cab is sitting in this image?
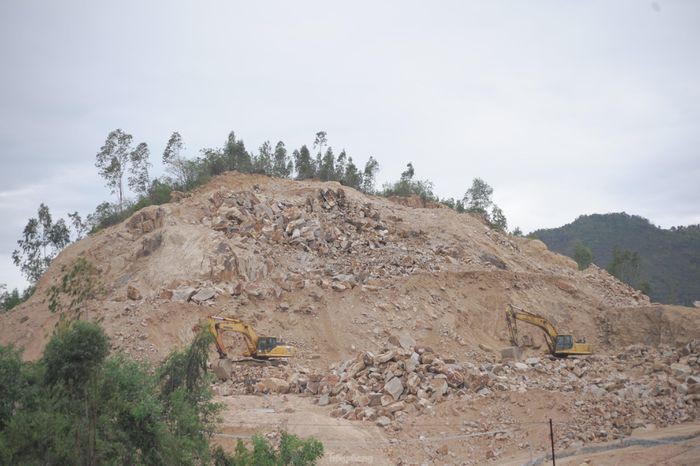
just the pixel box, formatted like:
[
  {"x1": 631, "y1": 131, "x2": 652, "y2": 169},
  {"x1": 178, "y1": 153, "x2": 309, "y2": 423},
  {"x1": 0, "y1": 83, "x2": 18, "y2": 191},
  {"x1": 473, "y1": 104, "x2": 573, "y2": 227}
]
[
  {"x1": 256, "y1": 337, "x2": 280, "y2": 352},
  {"x1": 554, "y1": 335, "x2": 574, "y2": 352}
]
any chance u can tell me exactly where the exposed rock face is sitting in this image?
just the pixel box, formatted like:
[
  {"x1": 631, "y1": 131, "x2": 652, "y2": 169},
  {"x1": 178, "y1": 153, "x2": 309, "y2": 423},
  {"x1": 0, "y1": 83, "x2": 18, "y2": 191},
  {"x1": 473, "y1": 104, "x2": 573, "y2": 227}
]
[{"x1": 211, "y1": 338, "x2": 700, "y2": 440}]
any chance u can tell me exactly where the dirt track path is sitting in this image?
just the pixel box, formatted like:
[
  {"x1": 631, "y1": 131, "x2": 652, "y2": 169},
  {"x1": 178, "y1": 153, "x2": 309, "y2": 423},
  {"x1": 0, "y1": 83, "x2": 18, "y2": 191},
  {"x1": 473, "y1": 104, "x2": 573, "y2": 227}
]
[
  {"x1": 213, "y1": 394, "x2": 392, "y2": 465},
  {"x1": 499, "y1": 422, "x2": 700, "y2": 466}
]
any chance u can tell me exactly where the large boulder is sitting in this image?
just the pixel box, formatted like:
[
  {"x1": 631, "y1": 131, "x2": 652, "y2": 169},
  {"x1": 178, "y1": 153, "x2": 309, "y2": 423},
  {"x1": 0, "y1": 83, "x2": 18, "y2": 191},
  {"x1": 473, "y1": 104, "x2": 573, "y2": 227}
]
[
  {"x1": 384, "y1": 377, "x2": 404, "y2": 401},
  {"x1": 259, "y1": 377, "x2": 290, "y2": 394}
]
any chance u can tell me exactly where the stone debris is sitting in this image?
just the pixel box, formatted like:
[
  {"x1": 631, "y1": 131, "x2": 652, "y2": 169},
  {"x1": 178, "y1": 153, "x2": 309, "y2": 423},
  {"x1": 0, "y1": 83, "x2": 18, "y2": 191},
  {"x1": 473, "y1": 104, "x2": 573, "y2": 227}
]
[
  {"x1": 126, "y1": 285, "x2": 142, "y2": 300},
  {"x1": 171, "y1": 286, "x2": 196, "y2": 302},
  {"x1": 176, "y1": 187, "x2": 445, "y2": 301},
  {"x1": 191, "y1": 287, "x2": 216, "y2": 303},
  {"x1": 211, "y1": 338, "x2": 700, "y2": 445},
  {"x1": 583, "y1": 264, "x2": 651, "y2": 307}
]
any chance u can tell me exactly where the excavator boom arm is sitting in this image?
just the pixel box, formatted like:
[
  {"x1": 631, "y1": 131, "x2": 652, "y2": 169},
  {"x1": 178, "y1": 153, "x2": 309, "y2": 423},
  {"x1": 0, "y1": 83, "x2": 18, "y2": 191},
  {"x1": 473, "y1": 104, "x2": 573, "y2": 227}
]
[
  {"x1": 506, "y1": 305, "x2": 559, "y2": 353},
  {"x1": 207, "y1": 316, "x2": 259, "y2": 358}
]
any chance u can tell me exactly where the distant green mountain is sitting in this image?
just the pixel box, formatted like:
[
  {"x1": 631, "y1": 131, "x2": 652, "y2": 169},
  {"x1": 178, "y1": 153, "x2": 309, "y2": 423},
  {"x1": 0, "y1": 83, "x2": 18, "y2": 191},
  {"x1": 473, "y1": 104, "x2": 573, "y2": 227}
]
[{"x1": 531, "y1": 213, "x2": 700, "y2": 306}]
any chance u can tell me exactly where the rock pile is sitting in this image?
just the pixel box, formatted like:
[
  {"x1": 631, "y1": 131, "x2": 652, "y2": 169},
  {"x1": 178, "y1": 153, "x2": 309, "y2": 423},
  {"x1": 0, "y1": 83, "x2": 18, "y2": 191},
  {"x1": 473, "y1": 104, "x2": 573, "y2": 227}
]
[
  {"x1": 209, "y1": 338, "x2": 699, "y2": 450},
  {"x1": 189, "y1": 187, "x2": 444, "y2": 301},
  {"x1": 583, "y1": 264, "x2": 651, "y2": 307},
  {"x1": 310, "y1": 343, "x2": 468, "y2": 428}
]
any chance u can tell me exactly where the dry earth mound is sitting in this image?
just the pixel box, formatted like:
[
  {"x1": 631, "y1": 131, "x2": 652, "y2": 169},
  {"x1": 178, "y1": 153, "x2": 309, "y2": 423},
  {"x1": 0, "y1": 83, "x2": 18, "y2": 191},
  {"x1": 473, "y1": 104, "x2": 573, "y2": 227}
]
[
  {"x1": 2, "y1": 172, "x2": 699, "y2": 463},
  {"x1": 0, "y1": 172, "x2": 696, "y2": 364}
]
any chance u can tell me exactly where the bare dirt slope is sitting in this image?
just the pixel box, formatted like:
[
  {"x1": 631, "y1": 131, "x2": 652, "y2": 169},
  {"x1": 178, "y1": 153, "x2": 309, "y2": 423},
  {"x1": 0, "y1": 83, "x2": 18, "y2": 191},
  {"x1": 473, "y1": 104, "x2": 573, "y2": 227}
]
[
  {"x1": 2, "y1": 172, "x2": 694, "y2": 363},
  {"x1": 1, "y1": 172, "x2": 699, "y2": 464}
]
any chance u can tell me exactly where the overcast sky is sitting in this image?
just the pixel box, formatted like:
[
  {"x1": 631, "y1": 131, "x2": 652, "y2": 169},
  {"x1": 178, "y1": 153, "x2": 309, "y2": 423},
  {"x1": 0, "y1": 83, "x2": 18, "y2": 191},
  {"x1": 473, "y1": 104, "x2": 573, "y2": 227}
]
[{"x1": 1, "y1": 1, "x2": 699, "y2": 291}]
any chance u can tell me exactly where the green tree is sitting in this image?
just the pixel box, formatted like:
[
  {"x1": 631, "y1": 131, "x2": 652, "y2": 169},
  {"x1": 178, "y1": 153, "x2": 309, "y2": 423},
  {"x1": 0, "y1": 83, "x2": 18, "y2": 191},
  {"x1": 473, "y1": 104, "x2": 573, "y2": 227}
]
[
  {"x1": 272, "y1": 141, "x2": 292, "y2": 178},
  {"x1": 342, "y1": 156, "x2": 363, "y2": 189},
  {"x1": 573, "y1": 244, "x2": 593, "y2": 270},
  {"x1": 511, "y1": 226, "x2": 523, "y2": 236},
  {"x1": 607, "y1": 247, "x2": 642, "y2": 286},
  {"x1": 67, "y1": 211, "x2": 88, "y2": 240},
  {"x1": 335, "y1": 150, "x2": 347, "y2": 181},
  {"x1": 361, "y1": 156, "x2": 379, "y2": 193},
  {"x1": 128, "y1": 142, "x2": 151, "y2": 196},
  {"x1": 294, "y1": 145, "x2": 316, "y2": 180},
  {"x1": 12, "y1": 204, "x2": 70, "y2": 284},
  {"x1": 490, "y1": 205, "x2": 508, "y2": 232},
  {"x1": 313, "y1": 131, "x2": 327, "y2": 161},
  {"x1": 43, "y1": 320, "x2": 109, "y2": 389},
  {"x1": 0, "y1": 345, "x2": 24, "y2": 429},
  {"x1": 254, "y1": 141, "x2": 274, "y2": 175},
  {"x1": 463, "y1": 177, "x2": 493, "y2": 219},
  {"x1": 0, "y1": 321, "x2": 226, "y2": 465},
  {"x1": 163, "y1": 131, "x2": 196, "y2": 188},
  {"x1": 0, "y1": 285, "x2": 22, "y2": 312},
  {"x1": 95, "y1": 129, "x2": 134, "y2": 211},
  {"x1": 318, "y1": 148, "x2": 336, "y2": 181},
  {"x1": 223, "y1": 131, "x2": 252, "y2": 173}
]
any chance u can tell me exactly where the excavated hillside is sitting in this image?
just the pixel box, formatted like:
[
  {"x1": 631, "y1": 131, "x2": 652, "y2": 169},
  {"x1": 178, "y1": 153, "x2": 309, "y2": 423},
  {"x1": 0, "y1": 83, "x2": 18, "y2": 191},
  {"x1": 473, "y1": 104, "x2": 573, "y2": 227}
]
[{"x1": 1, "y1": 172, "x2": 699, "y2": 464}]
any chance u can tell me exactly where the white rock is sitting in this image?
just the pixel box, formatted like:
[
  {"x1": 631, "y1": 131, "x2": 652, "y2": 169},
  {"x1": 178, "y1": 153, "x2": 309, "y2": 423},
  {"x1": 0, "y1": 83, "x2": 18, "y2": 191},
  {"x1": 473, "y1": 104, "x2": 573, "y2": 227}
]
[
  {"x1": 191, "y1": 287, "x2": 216, "y2": 303},
  {"x1": 398, "y1": 333, "x2": 416, "y2": 350},
  {"x1": 376, "y1": 416, "x2": 391, "y2": 427},
  {"x1": 384, "y1": 377, "x2": 404, "y2": 400},
  {"x1": 172, "y1": 286, "x2": 196, "y2": 302}
]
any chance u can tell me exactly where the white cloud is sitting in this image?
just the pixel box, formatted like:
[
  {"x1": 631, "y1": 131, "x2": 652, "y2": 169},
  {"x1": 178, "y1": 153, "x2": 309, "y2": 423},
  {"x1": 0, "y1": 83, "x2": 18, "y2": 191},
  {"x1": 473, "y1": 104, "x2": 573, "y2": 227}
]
[{"x1": 1, "y1": 0, "x2": 699, "y2": 286}]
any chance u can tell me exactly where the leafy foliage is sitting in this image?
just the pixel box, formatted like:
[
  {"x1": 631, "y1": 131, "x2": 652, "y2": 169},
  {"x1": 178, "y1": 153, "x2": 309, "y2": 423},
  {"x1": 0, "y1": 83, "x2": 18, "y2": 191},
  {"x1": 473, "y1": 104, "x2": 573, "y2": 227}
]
[
  {"x1": 0, "y1": 320, "x2": 236, "y2": 465},
  {"x1": 47, "y1": 258, "x2": 102, "y2": 315},
  {"x1": 12, "y1": 203, "x2": 71, "y2": 284},
  {"x1": 531, "y1": 213, "x2": 700, "y2": 305},
  {"x1": 361, "y1": 156, "x2": 379, "y2": 194},
  {"x1": 463, "y1": 177, "x2": 493, "y2": 217},
  {"x1": 294, "y1": 145, "x2": 316, "y2": 180},
  {"x1": 0, "y1": 345, "x2": 24, "y2": 429},
  {"x1": 0, "y1": 285, "x2": 23, "y2": 312},
  {"x1": 573, "y1": 244, "x2": 593, "y2": 270},
  {"x1": 461, "y1": 178, "x2": 508, "y2": 231},
  {"x1": 43, "y1": 320, "x2": 110, "y2": 389},
  {"x1": 129, "y1": 142, "x2": 152, "y2": 196},
  {"x1": 96, "y1": 129, "x2": 131, "y2": 210},
  {"x1": 381, "y1": 163, "x2": 436, "y2": 201},
  {"x1": 607, "y1": 247, "x2": 642, "y2": 287},
  {"x1": 213, "y1": 432, "x2": 324, "y2": 466},
  {"x1": 272, "y1": 141, "x2": 292, "y2": 178}
]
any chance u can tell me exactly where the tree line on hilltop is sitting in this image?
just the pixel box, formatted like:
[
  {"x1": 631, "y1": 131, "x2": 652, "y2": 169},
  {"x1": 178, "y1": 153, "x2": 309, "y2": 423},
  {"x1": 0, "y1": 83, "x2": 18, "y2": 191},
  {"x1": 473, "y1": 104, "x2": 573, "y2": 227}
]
[{"x1": 2, "y1": 129, "x2": 515, "y2": 311}]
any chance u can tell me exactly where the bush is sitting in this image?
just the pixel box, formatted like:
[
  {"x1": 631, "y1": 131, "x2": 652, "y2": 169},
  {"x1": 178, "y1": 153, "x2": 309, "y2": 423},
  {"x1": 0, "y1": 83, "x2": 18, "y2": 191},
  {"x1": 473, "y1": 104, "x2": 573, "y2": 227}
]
[
  {"x1": 381, "y1": 163, "x2": 436, "y2": 201},
  {"x1": 573, "y1": 244, "x2": 593, "y2": 270},
  {"x1": 213, "y1": 432, "x2": 324, "y2": 466},
  {"x1": 0, "y1": 320, "x2": 230, "y2": 464},
  {"x1": 43, "y1": 320, "x2": 109, "y2": 388}
]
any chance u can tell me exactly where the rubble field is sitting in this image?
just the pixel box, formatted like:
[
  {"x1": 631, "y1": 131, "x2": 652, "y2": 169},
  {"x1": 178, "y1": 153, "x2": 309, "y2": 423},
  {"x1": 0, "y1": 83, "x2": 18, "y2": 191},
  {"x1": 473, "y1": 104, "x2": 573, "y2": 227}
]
[{"x1": 1, "y1": 172, "x2": 699, "y2": 464}]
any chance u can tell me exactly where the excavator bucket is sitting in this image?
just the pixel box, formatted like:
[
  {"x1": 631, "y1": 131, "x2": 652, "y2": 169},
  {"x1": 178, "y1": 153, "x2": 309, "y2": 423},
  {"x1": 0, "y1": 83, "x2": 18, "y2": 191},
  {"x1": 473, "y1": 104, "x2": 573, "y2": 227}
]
[{"x1": 213, "y1": 358, "x2": 234, "y2": 381}]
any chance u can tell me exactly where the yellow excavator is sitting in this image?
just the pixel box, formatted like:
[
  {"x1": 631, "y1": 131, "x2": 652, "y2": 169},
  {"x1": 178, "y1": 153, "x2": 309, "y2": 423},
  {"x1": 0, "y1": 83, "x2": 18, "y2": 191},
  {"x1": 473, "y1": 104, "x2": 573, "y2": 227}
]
[
  {"x1": 505, "y1": 304, "x2": 592, "y2": 357},
  {"x1": 203, "y1": 315, "x2": 295, "y2": 360}
]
